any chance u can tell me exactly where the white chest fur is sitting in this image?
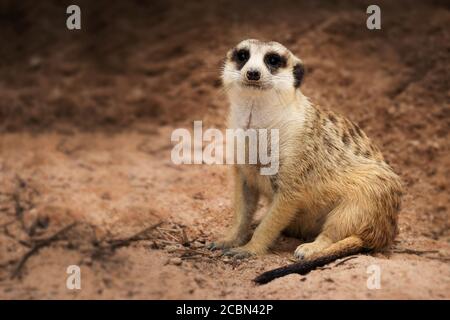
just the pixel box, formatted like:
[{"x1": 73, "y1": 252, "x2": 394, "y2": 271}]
[{"x1": 227, "y1": 90, "x2": 307, "y2": 131}]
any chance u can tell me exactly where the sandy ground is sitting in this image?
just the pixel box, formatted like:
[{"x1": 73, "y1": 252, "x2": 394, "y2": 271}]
[{"x1": 0, "y1": 0, "x2": 449, "y2": 299}]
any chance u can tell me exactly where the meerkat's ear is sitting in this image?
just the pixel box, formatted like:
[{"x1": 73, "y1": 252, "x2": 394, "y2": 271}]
[{"x1": 293, "y1": 62, "x2": 305, "y2": 88}]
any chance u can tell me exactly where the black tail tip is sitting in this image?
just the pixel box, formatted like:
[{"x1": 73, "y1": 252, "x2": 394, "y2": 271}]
[
  {"x1": 253, "y1": 275, "x2": 271, "y2": 285},
  {"x1": 253, "y1": 267, "x2": 284, "y2": 285}
]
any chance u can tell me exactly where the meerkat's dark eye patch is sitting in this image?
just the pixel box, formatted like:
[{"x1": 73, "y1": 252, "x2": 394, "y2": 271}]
[
  {"x1": 265, "y1": 53, "x2": 281, "y2": 67},
  {"x1": 231, "y1": 48, "x2": 250, "y2": 70},
  {"x1": 237, "y1": 49, "x2": 249, "y2": 62},
  {"x1": 293, "y1": 63, "x2": 305, "y2": 88},
  {"x1": 264, "y1": 52, "x2": 287, "y2": 73}
]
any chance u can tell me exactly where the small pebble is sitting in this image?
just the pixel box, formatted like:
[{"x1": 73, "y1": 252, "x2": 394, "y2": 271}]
[
  {"x1": 191, "y1": 241, "x2": 204, "y2": 249},
  {"x1": 168, "y1": 257, "x2": 182, "y2": 266},
  {"x1": 166, "y1": 245, "x2": 180, "y2": 253}
]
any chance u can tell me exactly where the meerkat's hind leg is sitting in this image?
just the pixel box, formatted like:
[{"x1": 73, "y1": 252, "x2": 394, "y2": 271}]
[
  {"x1": 294, "y1": 233, "x2": 334, "y2": 260},
  {"x1": 293, "y1": 195, "x2": 374, "y2": 260},
  {"x1": 254, "y1": 235, "x2": 365, "y2": 284}
]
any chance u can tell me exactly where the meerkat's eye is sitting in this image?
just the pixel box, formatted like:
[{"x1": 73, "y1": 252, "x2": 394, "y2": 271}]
[
  {"x1": 265, "y1": 53, "x2": 282, "y2": 68},
  {"x1": 237, "y1": 49, "x2": 250, "y2": 62},
  {"x1": 231, "y1": 48, "x2": 250, "y2": 70}
]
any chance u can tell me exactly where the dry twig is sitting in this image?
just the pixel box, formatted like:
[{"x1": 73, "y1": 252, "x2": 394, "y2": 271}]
[
  {"x1": 334, "y1": 255, "x2": 358, "y2": 267},
  {"x1": 11, "y1": 222, "x2": 77, "y2": 279},
  {"x1": 106, "y1": 221, "x2": 163, "y2": 250}
]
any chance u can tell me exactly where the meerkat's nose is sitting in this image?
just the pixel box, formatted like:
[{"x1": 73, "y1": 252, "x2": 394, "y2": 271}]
[{"x1": 246, "y1": 70, "x2": 261, "y2": 81}]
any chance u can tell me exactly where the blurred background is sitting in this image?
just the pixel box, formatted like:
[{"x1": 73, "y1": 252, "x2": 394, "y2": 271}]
[
  {"x1": 0, "y1": 0, "x2": 447, "y2": 131},
  {"x1": 0, "y1": 0, "x2": 448, "y2": 299}
]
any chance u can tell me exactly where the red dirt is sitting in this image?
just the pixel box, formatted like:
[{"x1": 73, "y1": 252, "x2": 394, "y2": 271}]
[{"x1": 0, "y1": 0, "x2": 449, "y2": 299}]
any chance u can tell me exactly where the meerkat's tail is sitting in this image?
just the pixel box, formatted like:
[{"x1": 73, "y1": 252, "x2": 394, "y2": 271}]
[{"x1": 253, "y1": 235, "x2": 365, "y2": 285}]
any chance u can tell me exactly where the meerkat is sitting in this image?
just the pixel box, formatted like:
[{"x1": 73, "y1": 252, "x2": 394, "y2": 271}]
[{"x1": 208, "y1": 39, "x2": 403, "y2": 284}]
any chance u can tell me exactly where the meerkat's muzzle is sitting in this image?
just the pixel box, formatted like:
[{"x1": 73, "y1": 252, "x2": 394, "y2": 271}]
[
  {"x1": 246, "y1": 69, "x2": 261, "y2": 81},
  {"x1": 242, "y1": 69, "x2": 270, "y2": 90}
]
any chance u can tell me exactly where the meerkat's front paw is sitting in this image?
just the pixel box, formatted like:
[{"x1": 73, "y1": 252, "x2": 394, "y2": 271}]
[
  {"x1": 207, "y1": 237, "x2": 246, "y2": 251},
  {"x1": 222, "y1": 244, "x2": 265, "y2": 259},
  {"x1": 222, "y1": 247, "x2": 255, "y2": 259}
]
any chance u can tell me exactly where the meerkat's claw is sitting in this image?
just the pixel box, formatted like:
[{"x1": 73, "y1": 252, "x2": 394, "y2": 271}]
[
  {"x1": 293, "y1": 249, "x2": 305, "y2": 260},
  {"x1": 206, "y1": 242, "x2": 224, "y2": 251},
  {"x1": 207, "y1": 239, "x2": 238, "y2": 251}
]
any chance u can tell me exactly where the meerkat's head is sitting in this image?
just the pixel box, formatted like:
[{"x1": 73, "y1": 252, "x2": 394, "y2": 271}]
[{"x1": 222, "y1": 39, "x2": 305, "y2": 104}]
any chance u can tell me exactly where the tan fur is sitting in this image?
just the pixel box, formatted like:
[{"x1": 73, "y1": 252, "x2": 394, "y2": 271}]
[{"x1": 210, "y1": 39, "x2": 403, "y2": 263}]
